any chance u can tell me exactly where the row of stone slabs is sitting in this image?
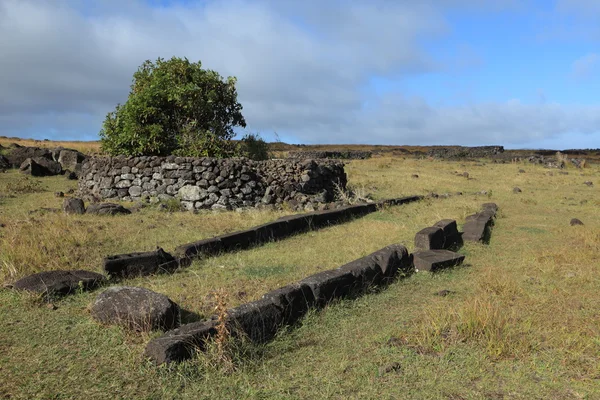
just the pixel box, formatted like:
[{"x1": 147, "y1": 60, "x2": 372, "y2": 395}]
[
  {"x1": 10, "y1": 199, "x2": 498, "y2": 365},
  {"x1": 11, "y1": 196, "x2": 422, "y2": 295},
  {"x1": 144, "y1": 202, "x2": 498, "y2": 364}
]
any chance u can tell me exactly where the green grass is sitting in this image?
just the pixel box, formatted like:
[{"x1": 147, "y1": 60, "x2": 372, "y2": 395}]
[{"x1": 1, "y1": 157, "x2": 599, "y2": 399}]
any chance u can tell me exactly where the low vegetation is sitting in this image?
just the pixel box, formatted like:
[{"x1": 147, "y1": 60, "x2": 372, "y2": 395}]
[{"x1": 0, "y1": 153, "x2": 599, "y2": 399}]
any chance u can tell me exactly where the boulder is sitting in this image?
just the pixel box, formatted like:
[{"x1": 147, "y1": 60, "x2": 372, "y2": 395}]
[
  {"x1": 0, "y1": 155, "x2": 9, "y2": 171},
  {"x1": 12, "y1": 269, "x2": 105, "y2": 295},
  {"x1": 413, "y1": 250, "x2": 465, "y2": 272},
  {"x1": 20, "y1": 157, "x2": 62, "y2": 176},
  {"x1": 62, "y1": 198, "x2": 85, "y2": 215},
  {"x1": 57, "y1": 149, "x2": 85, "y2": 174},
  {"x1": 414, "y1": 226, "x2": 445, "y2": 250},
  {"x1": 570, "y1": 218, "x2": 584, "y2": 226},
  {"x1": 6, "y1": 146, "x2": 53, "y2": 167},
  {"x1": 91, "y1": 286, "x2": 179, "y2": 332},
  {"x1": 86, "y1": 203, "x2": 131, "y2": 216}
]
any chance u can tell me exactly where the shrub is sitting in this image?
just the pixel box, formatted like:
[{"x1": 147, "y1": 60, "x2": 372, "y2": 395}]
[
  {"x1": 100, "y1": 57, "x2": 246, "y2": 157},
  {"x1": 240, "y1": 133, "x2": 270, "y2": 161}
]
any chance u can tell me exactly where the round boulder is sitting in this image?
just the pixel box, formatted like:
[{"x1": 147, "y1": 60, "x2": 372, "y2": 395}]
[
  {"x1": 63, "y1": 198, "x2": 85, "y2": 214},
  {"x1": 12, "y1": 270, "x2": 105, "y2": 295},
  {"x1": 91, "y1": 286, "x2": 179, "y2": 332}
]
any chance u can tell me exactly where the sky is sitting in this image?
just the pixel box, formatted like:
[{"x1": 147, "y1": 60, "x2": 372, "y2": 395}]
[{"x1": 0, "y1": 0, "x2": 599, "y2": 149}]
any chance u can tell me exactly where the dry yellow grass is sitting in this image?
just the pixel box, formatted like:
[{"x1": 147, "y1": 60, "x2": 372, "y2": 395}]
[{"x1": 0, "y1": 152, "x2": 599, "y2": 399}]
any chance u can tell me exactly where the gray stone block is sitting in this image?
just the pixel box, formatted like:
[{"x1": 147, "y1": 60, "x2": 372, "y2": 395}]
[{"x1": 414, "y1": 226, "x2": 445, "y2": 250}]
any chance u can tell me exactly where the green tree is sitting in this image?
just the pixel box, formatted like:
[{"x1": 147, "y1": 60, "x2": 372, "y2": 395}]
[{"x1": 100, "y1": 57, "x2": 246, "y2": 157}]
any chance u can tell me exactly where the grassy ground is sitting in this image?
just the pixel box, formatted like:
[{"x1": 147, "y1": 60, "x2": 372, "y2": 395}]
[{"x1": 1, "y1": 155, "x2": 599, "y2": 399}]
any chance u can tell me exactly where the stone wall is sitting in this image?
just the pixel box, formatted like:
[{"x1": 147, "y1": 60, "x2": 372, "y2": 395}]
[
  {"x1": 78, "y1": 156, "x2": 347, "y2": 211},
  {"x1": 286, "y1": 150, "x2": 372, "y2": 160},
  {"x1": 427, "y1": 146, "x2": 504, "y2": 159}
]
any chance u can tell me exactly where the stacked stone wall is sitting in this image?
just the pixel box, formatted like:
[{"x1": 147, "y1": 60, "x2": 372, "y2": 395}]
[{"x1": 78, "y1": 156, "x2": 347, "y2": 211}]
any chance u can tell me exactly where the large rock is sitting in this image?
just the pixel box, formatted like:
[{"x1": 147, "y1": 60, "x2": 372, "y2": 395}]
[
  {"x1": 20, "y1": 157, "x2": 62, "y2": 176},
  {"x1": 6, "y1": 146, "x2": 53, "y2": 167},
  {"x1": 12, "y1": 269, "x2": 105, "y2": 295},
  {"x1": 62, "y1": 198, "x2": 85, "y2": 215},
  {"x1": 91, "y1": 286, "x2": 179, "y2": 332},
  {"x1": 58, "y1": 149, "x2": 85, "y2": 174},
  {"x1": 86, "y1": 203, "x2": 131, "y2": 216}
]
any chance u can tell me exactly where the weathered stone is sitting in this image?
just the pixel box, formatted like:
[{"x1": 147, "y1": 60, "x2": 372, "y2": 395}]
[
  {"x1": 433, "y1": 219, "x2": 461, "y2": 249},
  {"x1": 91, "y1": 286, "x2": 179, "y2": 332},
  {"x1": 570, "y1": 218, "x2": 584, "y2": 226},
  {"x1": 299, "y1": 269, "x2": 356, "y2": 307},
  {"x1": 178, "y1": 185, "x2": 202, "y2": 201},
  {"x1": 226, "y1": 298, "x2": 284, "y2": 343},
  {"x1": 103, "y1": 247, "x2": 178, "y2": 278},
  {"x1": 12, "y1": 269, "x2": 105, "y2": 295},
  {"x1": 413, "y1": 250, "x2": 465, "y2": 272},
  {"x1": 20, "y1": 157, "x2": 62, "y2": 176},
  {"x1": 62, "y1": 198, "x2": 85, "y2": 215},
  {"x1": 144, "y1": 319, "x2": 218, "y2": 364},
  {"x1": 414, "y1": 226, "x2": 445, "y2": 250},
  {"x1": 128, "y1": 186, "x2": 142, "y2": 197}
]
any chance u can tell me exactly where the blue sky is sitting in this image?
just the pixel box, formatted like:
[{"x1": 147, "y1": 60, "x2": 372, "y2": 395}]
[{"x1": 0, "y1": 0, "x2": 599, "y2": 149}]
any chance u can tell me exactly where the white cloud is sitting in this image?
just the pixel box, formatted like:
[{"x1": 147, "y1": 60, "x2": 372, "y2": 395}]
[{"x1": 0, "y1": 0, "x2": 598, "y2": 148}]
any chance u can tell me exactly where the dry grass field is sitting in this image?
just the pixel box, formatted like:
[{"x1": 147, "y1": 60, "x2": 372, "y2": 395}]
[{"x1": 1, "y1": 149, "x2": 599, "y2": 399}]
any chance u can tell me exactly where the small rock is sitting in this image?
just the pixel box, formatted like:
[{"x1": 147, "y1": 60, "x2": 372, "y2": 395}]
[
  {"x1": 435, "y1": 289, "x2": 454, "y2": 297},
  {"x1": 570, "y1": 218, "x2": 584, "y2": 226},
  {"x1": 513, "y1": 187, "x2": 522, "y2": 193},
  {"x1": 584, "y1": 181, "x2": 593, "y2": 187},
  {"x1": 518, "y1": 169, "x2": 526, "y2": 173},
  {"x1": 54, "y1": 191, "x2": 64, "y2": 198},
  {"x1": 378, "y1": 362, "x2": 402, "y2": 376},
  {"x1": 62, "y1": 198, "x2": 85, "y2": 215},
  {"x1": 46, "y1": 303, "x2": 57, "y2": 310},
  {"x1": 462, "y1": 172, "x2": 469, "y2": 178},
  {"x1": 411, "y1": 174, "x2": 419, "y2": 178}
]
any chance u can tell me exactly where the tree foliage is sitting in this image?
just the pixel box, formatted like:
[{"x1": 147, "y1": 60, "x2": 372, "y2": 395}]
[{"x1": 100, "y1": 57, "x2": 246, "y2": 157}]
